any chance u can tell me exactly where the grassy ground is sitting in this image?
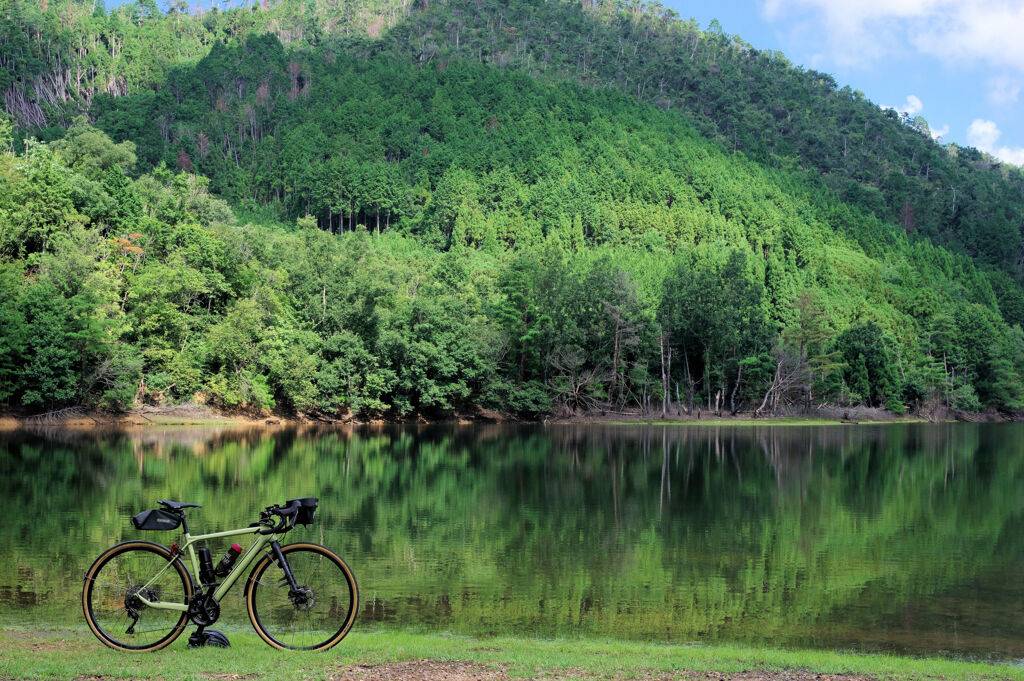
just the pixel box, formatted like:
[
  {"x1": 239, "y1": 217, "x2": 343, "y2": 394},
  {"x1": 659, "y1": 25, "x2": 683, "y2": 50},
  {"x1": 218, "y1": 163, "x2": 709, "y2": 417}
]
[{"x1": 1, "y1": 627, "x2": 1021, "y2": 681}]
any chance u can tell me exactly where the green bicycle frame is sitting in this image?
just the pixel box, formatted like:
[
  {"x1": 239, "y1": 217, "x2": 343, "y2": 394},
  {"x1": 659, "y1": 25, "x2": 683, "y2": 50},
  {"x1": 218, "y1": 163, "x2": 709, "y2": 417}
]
[{"x1": 135, "y1": 525, "x2": 281, "y2": 611}]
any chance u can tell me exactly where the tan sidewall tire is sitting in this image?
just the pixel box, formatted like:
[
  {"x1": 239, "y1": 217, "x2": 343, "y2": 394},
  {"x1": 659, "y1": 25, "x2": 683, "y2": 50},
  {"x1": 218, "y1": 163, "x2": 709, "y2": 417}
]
[
  {"x1": 82, "y1": 541, "x2": 193, "y2": 651},
  {"x1": 246, "y1": 542, "x2": 358, "y2": 651}
]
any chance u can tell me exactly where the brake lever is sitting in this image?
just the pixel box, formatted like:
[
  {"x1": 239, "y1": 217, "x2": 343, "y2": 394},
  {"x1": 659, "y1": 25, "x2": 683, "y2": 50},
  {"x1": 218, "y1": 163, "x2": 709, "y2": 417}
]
[
  {"x1": 258, "y1": 512, "x2": 284, "y2": 535},
  {"x1": 258, "y1": 509, "x2": 295, "y2": 535}
]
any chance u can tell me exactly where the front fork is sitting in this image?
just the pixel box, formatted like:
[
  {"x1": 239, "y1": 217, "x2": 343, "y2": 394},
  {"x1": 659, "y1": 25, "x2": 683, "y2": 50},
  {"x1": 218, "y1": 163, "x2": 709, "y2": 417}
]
[{"x1": 269, "y1": 541, "x2": 309, "y2": 605}]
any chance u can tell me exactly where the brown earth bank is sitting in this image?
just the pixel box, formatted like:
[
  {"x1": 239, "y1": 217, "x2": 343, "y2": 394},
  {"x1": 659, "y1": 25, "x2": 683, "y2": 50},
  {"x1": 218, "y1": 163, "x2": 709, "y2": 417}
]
[
  {"x1": 0, "y1": 403, "x2": 509, "y2": 430},
  {"x1": 0, "y1": 402, "x2": 1018, "y2": 431},
  {"x1": 548, "y1": 403, "x2": 1021, "y2": 424}
]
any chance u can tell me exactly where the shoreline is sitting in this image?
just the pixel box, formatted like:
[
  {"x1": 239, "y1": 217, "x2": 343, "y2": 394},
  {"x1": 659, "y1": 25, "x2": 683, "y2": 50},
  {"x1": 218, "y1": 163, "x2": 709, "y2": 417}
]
[{"x1": 0, "y1": 403, "x2": 1008, "y2": 431}]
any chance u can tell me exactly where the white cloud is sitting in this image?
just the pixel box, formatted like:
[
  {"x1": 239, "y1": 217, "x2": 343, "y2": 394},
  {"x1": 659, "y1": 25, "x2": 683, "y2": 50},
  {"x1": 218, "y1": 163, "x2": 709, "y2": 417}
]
[
  {"x1": 761, "y1": 0, "x2": 1024, "y2": 71},
  {"x1": 882, "y1": 94, "x2": 924, "y2": 115},
  {"x1": 882, "y1": 94, "x2": 939, "y2": 134},
  {"x1": 967, "y1": 119, "x2": 1000, "y2": 149},
  {"x1": 761, "y1": 0, "x2": 937, "y2": 66},
  {"x1": 987, "y1": 75, "x2": 1021, "y2": 105},
  {"x1": 912, "y1": 3, "x2": 1024, "y2": 71},
  {"x1": 966, "y1": 118, "x2": 1024, "y2": 165}
]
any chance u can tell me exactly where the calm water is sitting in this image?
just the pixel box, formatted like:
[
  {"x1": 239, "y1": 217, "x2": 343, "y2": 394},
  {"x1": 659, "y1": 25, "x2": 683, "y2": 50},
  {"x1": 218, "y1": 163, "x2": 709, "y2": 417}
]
[{"x1": 2, "y1": 423, "x2": 1023, "y2": 659}]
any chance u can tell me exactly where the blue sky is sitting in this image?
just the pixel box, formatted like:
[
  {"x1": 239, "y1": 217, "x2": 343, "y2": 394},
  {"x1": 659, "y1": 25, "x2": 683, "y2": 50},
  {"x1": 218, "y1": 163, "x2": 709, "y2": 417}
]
[{"x1": 669, "y1": 0, "x2": 1024, "y2": 165}]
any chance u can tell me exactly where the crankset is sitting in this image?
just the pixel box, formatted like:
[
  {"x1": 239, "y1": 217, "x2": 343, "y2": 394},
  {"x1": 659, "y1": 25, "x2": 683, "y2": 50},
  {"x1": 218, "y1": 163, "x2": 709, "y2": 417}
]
[{"x1": 187, "y1": 592, "x2": 221, "y2": 627}]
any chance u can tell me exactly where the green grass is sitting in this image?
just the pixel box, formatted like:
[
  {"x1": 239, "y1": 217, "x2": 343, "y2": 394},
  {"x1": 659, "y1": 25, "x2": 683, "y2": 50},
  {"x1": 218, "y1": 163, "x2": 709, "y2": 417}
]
[{"x1": 1, "y1": 627, "x2": 1021, "y2": 681}]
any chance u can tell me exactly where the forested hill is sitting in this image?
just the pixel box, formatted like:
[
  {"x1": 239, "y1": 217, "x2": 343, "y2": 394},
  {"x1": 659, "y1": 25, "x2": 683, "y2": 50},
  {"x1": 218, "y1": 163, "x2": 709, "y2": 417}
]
[
  {"x1": 1, "y1": 0, "x2": 1024, "y2": 418},
  {"x1": 6, "y1": 0, "x2": 1024, "y2": 276}
]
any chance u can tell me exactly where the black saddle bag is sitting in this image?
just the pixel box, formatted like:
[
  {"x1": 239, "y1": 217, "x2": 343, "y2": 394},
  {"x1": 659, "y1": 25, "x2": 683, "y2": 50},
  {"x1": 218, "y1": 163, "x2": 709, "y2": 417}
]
[{"x1": 131, "y1": 508, "x2": 182, "y2": 531}]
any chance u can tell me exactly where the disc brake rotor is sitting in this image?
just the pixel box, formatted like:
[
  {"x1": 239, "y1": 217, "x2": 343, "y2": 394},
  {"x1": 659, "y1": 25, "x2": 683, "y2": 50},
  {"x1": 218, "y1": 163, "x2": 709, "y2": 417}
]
[{"x1": 290, "y1": 586, "x2": 316, "y2": 611}]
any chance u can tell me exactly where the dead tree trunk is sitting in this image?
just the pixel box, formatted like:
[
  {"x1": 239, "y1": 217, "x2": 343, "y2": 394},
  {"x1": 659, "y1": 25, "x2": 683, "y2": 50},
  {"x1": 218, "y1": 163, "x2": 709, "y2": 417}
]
[
  {"x1": 730, "y1": 363, "x2": 742, "y2": 415},
  {"x1": 659, "y1": 325, "x2": 667, "y2": 417},
  {"x1": 610, "y1": 308, "x2": 620, "y2": 401}
]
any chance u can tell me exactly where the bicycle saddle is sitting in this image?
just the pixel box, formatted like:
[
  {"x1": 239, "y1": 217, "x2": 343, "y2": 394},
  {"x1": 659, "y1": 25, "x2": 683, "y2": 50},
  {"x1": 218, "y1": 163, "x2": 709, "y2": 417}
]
[{"x1": 158, "y1": 500, "x2": 202, "y2": 510}]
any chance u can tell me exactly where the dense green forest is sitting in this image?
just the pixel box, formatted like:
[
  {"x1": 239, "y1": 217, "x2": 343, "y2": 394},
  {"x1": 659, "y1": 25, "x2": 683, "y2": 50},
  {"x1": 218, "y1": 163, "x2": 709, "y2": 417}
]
[{"x1": 2, "y1": 0, "x2": 1024, "y2": 417}]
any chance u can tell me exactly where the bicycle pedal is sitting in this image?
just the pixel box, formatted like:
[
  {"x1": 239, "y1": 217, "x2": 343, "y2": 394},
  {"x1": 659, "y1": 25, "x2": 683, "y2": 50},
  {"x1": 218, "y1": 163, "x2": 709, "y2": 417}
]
[{"x1": 187, "y1": 629, "x2": 231, "y2": 648}]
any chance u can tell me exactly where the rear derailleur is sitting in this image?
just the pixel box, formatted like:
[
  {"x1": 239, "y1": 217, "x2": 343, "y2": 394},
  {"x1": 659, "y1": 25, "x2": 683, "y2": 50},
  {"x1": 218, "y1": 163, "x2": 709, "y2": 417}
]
[{"x1": 123, "y1": 585, "x2": 157, "y2": 635}]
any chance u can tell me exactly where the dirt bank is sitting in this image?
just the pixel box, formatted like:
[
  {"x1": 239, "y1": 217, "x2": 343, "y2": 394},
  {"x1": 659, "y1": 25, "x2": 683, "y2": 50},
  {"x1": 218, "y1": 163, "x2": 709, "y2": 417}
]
[
  {"x1": 0, "y1": 403, "x2": 269, "y2": 430},
  {"x1": 1, "y1": 402, "x2": 1014, "y2": 431}
]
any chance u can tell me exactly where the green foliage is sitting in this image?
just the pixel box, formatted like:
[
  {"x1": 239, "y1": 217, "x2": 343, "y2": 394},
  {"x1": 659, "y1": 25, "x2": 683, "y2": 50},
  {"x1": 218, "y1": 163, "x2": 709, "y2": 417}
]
[
  {"x1": 52, "y1": 117, "x2": 137, "y2": 179},
  {"x1": 834, "y1": 323, "x2": 901, "y2": 408},
  {"x1": 661, "y1": 246, "x2": 770, "y2": 410},
  {"x1": 2, "y1": 2, "x2": 1024, "y2": 415},
  {"x1": 9, "y1": 0, "x2": 1024, "y2": 269}
]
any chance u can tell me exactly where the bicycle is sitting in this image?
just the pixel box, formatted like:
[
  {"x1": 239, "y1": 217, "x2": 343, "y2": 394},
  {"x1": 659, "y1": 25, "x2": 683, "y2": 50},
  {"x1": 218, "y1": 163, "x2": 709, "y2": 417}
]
[{"x1": 82, "y1": 497, "x2": 358, "y2": 652}]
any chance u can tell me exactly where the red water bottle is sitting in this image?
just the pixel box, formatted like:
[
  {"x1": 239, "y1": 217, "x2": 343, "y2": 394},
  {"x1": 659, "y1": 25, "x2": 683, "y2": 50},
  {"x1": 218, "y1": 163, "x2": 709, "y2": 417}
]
[{"x1": 214, "y1": 544, "x2": 243, "y2": 577}]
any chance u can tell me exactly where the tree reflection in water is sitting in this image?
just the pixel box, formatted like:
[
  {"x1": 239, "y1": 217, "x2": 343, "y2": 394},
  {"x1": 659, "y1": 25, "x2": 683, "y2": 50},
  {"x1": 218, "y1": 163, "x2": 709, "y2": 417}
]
[{"x1": 1, "y1": 422, "x2": 1022, "y2": 659}]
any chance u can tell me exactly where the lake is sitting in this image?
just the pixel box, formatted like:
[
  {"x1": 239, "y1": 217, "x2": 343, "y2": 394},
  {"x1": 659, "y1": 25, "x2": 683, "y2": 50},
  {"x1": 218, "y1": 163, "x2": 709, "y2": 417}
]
[{"x1": 1, "y1": 423, "x2": 1023, "y2": 660}]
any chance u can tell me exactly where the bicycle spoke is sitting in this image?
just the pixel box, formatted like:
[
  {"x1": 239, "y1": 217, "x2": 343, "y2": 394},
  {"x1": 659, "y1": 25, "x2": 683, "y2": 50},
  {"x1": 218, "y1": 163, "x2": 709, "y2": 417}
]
[
  {"x1": 83, "y1": 544, "x2": 190, "y2": 651},
  {"x1": 248, "y1": 546, "x2": 357, "y2": 650},
  {"x1": 84, "y1": 576, "x2": 132, "y2": 593}
]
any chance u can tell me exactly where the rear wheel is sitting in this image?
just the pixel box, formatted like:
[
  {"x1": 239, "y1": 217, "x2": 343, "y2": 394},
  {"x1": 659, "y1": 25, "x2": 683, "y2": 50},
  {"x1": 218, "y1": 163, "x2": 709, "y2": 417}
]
[
  {"x1": 246, "y1": 543, "x2": 358, "y2": 650},
  {"x1": 82, "y1": 541, "x2": 193, "y2": 651}
]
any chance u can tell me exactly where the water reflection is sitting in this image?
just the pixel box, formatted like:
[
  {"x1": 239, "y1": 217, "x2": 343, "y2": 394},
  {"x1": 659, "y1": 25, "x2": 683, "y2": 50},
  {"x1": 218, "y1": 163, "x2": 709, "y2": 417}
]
[{"x1": 1, "y1": 423, "x2": 1022, "y2": 659}]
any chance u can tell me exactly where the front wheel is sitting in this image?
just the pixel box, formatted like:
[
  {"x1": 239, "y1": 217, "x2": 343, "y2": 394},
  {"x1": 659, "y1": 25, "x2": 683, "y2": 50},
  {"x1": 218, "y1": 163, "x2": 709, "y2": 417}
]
[
  {"x1": 82, "y1": 541, "x2": 194, "y2": 651},
  {"x1": 245, "y1": 543, "x2": 358, "y2": 650}
]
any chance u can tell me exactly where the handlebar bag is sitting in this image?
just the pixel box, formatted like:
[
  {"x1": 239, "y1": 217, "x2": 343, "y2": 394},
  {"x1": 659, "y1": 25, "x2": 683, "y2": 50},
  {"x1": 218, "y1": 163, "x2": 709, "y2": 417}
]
[{"x1": 288, "y1": 498, "x2": 318, "y2": 526}]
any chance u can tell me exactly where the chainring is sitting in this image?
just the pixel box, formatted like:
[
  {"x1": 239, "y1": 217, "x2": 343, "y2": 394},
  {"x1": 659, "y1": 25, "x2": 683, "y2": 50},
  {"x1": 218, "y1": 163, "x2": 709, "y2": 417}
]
[{"x1": 187, "y1": 594, "x2": 221, "y2": 626}]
